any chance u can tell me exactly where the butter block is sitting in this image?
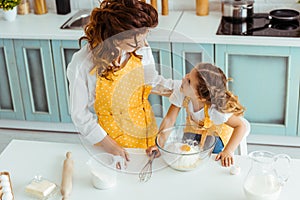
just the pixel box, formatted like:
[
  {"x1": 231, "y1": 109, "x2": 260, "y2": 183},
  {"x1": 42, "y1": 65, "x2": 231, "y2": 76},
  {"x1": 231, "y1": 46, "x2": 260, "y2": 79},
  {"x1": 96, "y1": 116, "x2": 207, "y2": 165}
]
[{"x1": 25, "y1": 180, "x2": 56, "y2": 198}]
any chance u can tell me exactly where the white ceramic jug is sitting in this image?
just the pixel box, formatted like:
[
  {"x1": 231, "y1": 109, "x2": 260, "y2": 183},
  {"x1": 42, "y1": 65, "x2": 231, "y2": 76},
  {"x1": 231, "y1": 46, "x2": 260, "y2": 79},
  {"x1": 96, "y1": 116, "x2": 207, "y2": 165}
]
[{"x1": 243, "y1": 151, "x2": 291, "y2": 200}]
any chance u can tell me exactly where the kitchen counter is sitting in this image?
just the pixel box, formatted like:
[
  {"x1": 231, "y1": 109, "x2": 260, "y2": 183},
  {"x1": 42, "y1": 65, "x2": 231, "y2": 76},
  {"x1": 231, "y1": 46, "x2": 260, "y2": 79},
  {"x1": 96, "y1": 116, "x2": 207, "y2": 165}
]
[
  {"x1": 0, "y1": 139, "x2": 300, "y2": 200},
  {"x1": 1, "y1": 10, "x2": 300, "y2": 46},
  {"x1": 170, "y1": 11, "x2": 300, "y2": 47},
  {"x1": 0, "y1": 10, "x2": 182, "y2": 41}
]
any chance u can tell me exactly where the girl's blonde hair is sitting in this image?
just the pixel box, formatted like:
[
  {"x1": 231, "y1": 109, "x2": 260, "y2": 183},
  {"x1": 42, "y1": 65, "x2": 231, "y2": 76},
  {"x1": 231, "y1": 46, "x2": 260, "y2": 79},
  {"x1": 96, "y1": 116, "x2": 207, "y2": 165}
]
[
  {"x1": 79, "y1": 0, "x2": 158, "y2": 78},
  {"x1": 195, "y1": 63, "x2": 245, "y2": 116}
]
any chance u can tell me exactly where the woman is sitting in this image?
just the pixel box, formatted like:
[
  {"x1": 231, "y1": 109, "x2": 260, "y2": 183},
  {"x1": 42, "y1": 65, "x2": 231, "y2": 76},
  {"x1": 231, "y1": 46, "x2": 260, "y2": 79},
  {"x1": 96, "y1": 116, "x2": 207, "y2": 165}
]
[{"x1": 67, "y1": 0, "x2": 175, "y2": 162}]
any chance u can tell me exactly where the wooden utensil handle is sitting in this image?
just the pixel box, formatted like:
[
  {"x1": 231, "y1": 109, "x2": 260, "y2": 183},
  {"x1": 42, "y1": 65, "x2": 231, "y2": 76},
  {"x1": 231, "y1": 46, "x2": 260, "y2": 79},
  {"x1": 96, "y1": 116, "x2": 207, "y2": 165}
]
[{"x1": 61, "y1": 152, "x2": 74, "y2": 198}]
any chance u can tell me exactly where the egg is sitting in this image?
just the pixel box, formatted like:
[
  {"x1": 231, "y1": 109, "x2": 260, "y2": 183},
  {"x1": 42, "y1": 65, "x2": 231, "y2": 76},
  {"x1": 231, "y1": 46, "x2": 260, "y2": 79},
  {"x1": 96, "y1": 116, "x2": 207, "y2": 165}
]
[
  {"x1": 230, "y1": 165, "x2": 241, "y2": 175},
  {"x1": 165, "y1": 142, "x2": 200, "y2": 170},
  {"x1": 0, "y1": 175, "x2": 9, "y2": 182},
  {"x1": 180, "y1": 144, "x2": 191, "y2": 152},
  {"x1": 0, "y1": 181, "x2": 10, "y2": 187},
  {"x1": 2, "y1": 185, "x2": 11, "y2": 193},
  {"x1": 2, "y1": 192, "x2": 13, "y2": 200}
]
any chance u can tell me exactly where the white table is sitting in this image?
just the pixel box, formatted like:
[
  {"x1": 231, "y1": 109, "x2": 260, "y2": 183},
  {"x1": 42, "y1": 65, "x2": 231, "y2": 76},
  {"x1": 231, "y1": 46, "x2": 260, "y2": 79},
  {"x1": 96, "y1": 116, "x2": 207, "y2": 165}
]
[{"x1": 0, "y1": 140, "x2": 299, "y2": 200}]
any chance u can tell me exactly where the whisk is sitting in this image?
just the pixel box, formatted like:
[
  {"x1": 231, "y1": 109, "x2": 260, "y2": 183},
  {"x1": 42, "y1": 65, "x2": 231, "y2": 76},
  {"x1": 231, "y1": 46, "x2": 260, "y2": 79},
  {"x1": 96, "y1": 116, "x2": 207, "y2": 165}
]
[{"x1": 139, "y1": 150, "x2": 157, "y2": 182}]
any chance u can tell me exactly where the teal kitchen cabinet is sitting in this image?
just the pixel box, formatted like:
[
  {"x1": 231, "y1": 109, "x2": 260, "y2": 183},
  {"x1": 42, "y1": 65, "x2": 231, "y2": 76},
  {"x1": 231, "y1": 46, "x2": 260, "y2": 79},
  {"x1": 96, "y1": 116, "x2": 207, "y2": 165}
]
[
  {"x1": 216, "y1": 44, "x2": 300, "y2": 136},
  {"x1": 52, "y1": 40, "x2": 80, "y2": 123},
  {"x1": 172, "y1": 43, "x2": 214, "y2": 80},
  {"x1": 148, "y1": 42, "x2": 173, "y2": 125},
  {"x1": 1, "y1": 39, "x2": 59, "y2": 122},
  {"x1": 298, "y1": 82, "x2": 300, "y2": 136},
  {"x1": 14, "y1": 39, "x2": 60, "y2": 122},
  {"x1": 0, "y1": 39, "x2": 24, "y2": 120},
  {"x1": 171, "y1": 42, "x2": 214, "y2": 124}
]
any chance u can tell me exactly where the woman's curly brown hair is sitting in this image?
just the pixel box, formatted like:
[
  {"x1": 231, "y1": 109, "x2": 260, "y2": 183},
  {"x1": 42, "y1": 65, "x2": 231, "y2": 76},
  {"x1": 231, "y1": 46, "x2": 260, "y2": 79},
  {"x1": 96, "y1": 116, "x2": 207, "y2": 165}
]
[
  {"x1": 79, "y1": 0, "x2": 158, "y2": 78},
  {"x1": 195, "y1": 63, "x2": 245, "y2": 116}
]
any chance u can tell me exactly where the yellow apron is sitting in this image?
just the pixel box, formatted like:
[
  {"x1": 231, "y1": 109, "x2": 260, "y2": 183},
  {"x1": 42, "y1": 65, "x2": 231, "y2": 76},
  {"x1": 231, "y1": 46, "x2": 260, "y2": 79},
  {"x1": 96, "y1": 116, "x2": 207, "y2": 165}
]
[
  {"x1": 182, "y1": 97, "x2": 233, "y2": 147},
  {"x1": 94, "y1": 53, "x2": 158, "y2": 149}
]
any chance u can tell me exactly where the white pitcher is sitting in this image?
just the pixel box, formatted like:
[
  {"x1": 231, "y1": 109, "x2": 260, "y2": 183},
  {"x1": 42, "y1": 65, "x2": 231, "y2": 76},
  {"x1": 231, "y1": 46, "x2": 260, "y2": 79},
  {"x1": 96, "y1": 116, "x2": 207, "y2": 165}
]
[{"x1": 243, "y1": 151, "x2": 291, "y2": 200}]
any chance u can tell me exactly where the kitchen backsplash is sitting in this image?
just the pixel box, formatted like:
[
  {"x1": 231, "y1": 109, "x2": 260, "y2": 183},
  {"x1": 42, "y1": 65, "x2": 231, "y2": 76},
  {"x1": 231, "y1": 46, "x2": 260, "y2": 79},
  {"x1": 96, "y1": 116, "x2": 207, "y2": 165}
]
[{"x1": 29, "y1": 0, "x2": 300, "y2": 14}]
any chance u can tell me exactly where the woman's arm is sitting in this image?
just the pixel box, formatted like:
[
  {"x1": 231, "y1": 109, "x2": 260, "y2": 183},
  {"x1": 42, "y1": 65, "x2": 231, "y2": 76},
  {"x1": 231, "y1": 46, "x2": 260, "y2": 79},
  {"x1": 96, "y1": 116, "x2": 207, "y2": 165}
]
[
  {"x1": 140, "y1": 45, "x2": 176, "y2": 91},
  {"x1": 67, "y1": 48, "x2": 129, "y2": 161},
  {"x1": 67, "y1": 48, "x2": 107, "y2": 144},
  {"x1": 215, "y1": 115, "x2": 247, "y2": 167}
]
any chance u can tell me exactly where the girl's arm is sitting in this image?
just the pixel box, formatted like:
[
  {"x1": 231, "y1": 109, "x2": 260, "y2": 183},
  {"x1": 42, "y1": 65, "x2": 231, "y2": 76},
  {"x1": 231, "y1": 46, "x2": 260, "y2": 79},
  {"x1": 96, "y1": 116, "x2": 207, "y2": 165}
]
[
  {"x1": 159, "y1": 104, "x2": 181, "y2": 132},
  {"x1": 215, "y1": 115, "x2": 247, "y2": 167},
  {"x1": 146, "y1": 104, "x2": 181, "y2": 156}
]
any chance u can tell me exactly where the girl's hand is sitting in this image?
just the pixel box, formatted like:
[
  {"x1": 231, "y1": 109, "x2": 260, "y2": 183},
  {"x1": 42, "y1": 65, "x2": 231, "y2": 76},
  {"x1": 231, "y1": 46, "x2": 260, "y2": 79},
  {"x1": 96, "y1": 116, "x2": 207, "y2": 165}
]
[
  {"x1": 95, "y1": 135, "x2": 130, "y2": 162},
  {"x1": 146, "y1": 145, "x2": 161, "y2": 158},
  {"x1": 215, "y1": 151, "x2": 234, "y2": 167}
]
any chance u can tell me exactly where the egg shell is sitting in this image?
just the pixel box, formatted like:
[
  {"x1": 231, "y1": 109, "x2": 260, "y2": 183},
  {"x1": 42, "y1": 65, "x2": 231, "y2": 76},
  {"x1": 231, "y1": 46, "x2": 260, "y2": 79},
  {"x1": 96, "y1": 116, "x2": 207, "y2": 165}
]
[
  {"x1": 0, "y1": 181, "x2": 10, "y2": 187},
  {"x1": 2, "y1": 185, "x2": 12, "y2": 193},
  {"x1": 0, "y1": 175, "x2": 9, "y2": 182},
  {"x1": 230, "y1": 165, "x2": 241, "y2": 175},
  {"x1": 2, "y1": 192, "x2": 13, "y2": 200}
]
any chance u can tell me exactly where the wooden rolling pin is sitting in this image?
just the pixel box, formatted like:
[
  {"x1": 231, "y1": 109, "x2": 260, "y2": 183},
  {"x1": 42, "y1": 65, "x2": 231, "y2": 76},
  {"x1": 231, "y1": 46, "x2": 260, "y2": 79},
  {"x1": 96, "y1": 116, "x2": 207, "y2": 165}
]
[
  {"x1": 61, "y1": 152, "x2": 74, "y2": 200},
  {"x1": 161, "y1": 0, "x2": 168, "y2": 15}
]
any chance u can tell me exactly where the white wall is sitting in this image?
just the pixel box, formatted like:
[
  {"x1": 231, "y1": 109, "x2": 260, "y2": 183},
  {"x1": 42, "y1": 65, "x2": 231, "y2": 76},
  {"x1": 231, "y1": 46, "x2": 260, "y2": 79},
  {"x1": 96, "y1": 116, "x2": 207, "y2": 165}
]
[{"x1": 30, "y1": 0, "x2": 300, "y2": 14}]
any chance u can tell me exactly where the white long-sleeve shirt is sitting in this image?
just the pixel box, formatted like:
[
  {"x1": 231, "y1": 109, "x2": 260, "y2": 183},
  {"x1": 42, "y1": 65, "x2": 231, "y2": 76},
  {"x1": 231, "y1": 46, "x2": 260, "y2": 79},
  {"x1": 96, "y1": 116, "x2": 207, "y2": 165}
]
[
  {"x1": 67, "y1": 44, "x2": 175, "y2": 145},
  {"x1": 169, "y1": 81, "x2": 233, "y2": 125}
]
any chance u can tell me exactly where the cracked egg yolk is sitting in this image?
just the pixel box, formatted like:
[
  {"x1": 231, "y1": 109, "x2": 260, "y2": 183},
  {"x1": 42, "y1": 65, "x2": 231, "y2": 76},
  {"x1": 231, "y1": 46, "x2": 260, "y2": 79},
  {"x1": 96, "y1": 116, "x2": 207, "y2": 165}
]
[{"x1": 180, "y1": 144, "x2": 191, "y2": 152}]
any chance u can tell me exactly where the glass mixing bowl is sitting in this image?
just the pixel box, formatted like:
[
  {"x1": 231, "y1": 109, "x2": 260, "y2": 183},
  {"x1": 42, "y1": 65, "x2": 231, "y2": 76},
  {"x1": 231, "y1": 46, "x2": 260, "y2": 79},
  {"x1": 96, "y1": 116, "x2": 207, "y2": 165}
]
[{"x1": 155, "y1": 125, "x2": 217, "y2": 171}]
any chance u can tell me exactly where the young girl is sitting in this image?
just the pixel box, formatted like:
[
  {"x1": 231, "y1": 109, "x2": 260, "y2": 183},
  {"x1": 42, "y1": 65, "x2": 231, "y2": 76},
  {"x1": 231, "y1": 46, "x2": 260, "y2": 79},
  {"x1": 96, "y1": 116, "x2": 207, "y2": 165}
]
[
  {"x1": 147, "y1": 63, "x2": 247, "y2": 167},
  {"x1": 67, "y1": 0, "x2": 175, "y2": 162}
]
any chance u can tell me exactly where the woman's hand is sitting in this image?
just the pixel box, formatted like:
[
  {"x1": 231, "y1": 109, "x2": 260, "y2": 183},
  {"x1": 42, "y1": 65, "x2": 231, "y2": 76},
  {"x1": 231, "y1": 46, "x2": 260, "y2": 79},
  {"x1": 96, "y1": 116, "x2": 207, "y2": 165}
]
[
  {"x1": 95, "y1": 135, "x2": 130, "y2": 162},
  {"x1": 146, "y1": 145, "x2": 161, "y2": 158},
  {"x1": 215, "y1": 150, "x2": 234, "y2": 167}
]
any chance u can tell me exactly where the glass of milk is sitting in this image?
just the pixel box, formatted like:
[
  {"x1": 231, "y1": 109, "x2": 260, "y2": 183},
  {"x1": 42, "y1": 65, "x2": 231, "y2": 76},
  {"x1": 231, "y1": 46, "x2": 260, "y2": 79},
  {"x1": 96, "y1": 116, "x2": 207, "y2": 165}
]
[
  {"x1": 243, "y1": 151, "x2": 291, "y2": 200},
  {"x1": 87, "y1": 153, "x2": 125, "y2": 189}
]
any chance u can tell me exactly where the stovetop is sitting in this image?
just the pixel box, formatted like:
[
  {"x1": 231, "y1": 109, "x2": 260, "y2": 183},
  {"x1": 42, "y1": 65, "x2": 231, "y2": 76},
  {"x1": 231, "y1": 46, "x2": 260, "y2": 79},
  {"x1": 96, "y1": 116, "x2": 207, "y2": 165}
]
[{"x1": 216, "y1": 13, "x2": 300, "y2": 37}]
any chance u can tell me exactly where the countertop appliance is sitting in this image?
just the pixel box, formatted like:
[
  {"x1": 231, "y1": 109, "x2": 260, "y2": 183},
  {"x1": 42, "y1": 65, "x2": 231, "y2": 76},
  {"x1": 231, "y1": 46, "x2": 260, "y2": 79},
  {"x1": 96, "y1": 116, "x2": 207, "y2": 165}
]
[{"x1": 217, "y1": 13, "x2": 300, "y2": 37}]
